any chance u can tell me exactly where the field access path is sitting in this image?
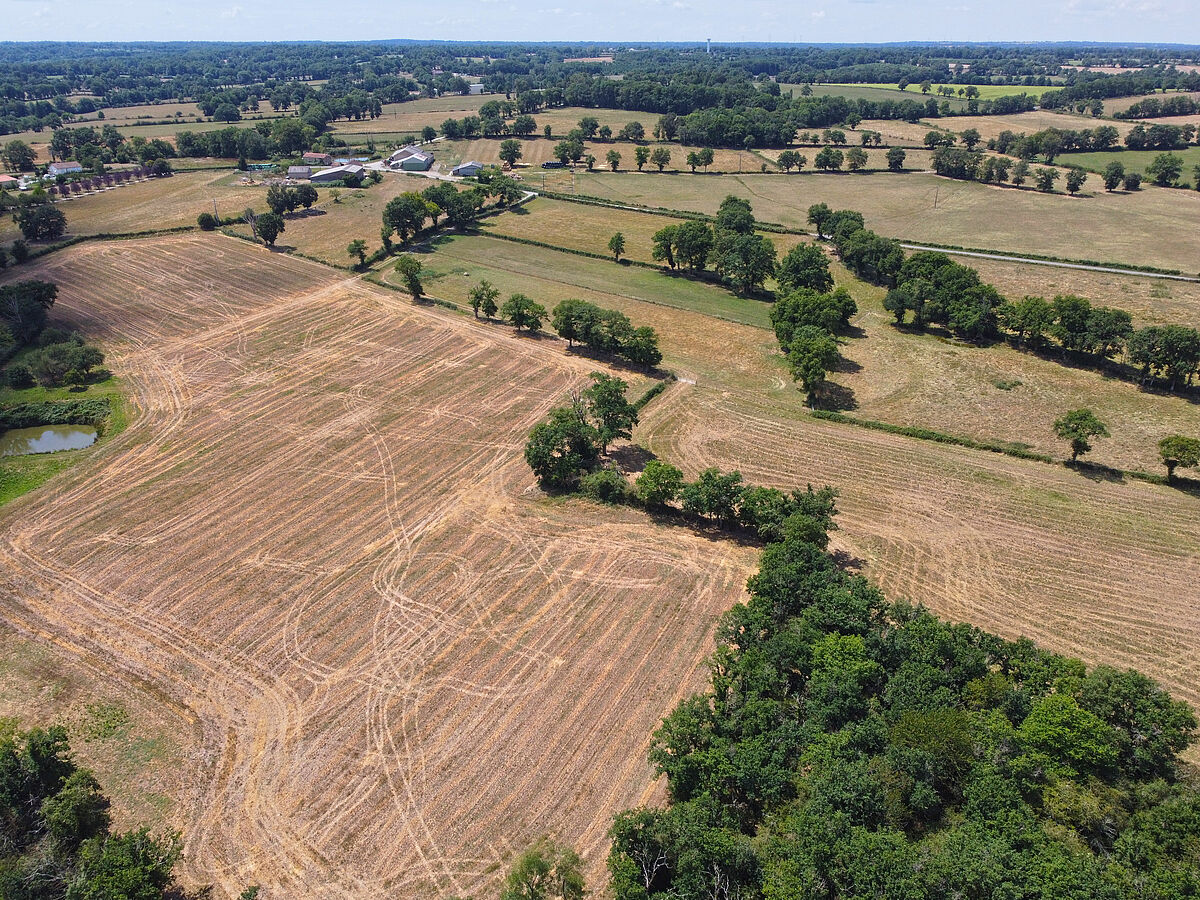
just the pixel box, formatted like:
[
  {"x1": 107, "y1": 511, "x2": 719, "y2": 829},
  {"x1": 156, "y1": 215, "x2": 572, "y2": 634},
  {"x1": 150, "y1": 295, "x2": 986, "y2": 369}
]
[{"x1": 0, "y1": 234, "x2": 757, "y2": 898}]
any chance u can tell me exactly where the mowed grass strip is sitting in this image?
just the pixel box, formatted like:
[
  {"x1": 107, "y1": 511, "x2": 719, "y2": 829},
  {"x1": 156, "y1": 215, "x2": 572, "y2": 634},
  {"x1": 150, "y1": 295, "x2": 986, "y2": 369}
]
[
  {"x1": 398, "y1": 231, "x2": 775, "y2": 330},
  {"x1": 479, "y1": 196, "x2": 807, "y2": 267},
  {"x1": 568, "y1": 170, "x2": 1200, "y2": 272}
]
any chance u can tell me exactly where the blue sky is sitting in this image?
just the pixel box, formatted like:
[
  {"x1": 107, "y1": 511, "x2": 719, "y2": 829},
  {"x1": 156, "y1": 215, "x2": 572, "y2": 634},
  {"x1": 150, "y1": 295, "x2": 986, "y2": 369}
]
[{"x1": 0, "y1": 0, "x2": 1194, "y2": 44}]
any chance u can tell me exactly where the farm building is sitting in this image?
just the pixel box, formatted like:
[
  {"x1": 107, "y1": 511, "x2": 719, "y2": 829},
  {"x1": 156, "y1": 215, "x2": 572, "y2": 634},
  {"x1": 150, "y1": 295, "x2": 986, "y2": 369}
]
[
  {"x1": 48, "y1": 161, "x2": 83, "y2": 176},
  {"x1": 310, "y1": 164, "x2": 365, "y2": 184},
  {"x1": 451, "y1": 161, "x2": 484, "y2": 177},
  {"x1": 388, "y1": 145, "x2": 434, "y2": 171},
  {"x1": 302, "y1": 151, "x2": 333, "y2": 166},
  {"x1": 287, "y1": 165, "x2": 312, "y2": 180},
  {"x1": 0, "y1": 174, "x2": 18, "y2": 188}
]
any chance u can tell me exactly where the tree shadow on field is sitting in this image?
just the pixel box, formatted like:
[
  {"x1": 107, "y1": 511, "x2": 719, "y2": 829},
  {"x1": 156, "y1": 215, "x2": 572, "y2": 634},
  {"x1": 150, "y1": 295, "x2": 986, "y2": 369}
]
[
  {"x1": 1066, "y1": 460, "x2": 1126, "y2": 485},
  {"x1": 267, "y1": 243, "x2": 297, "y2": 253},
  {"x1": 816, "y1": 382, "x2": 858, "y2": 412},
  {"x1": 831, "y1": 548, "x2": 866, "y2": 573},
  {"x1": 833, "y1": 355, "x2": 862, "y2": 375},
  {"x1": 608, "y1": 443, "x2": 657, "y2": 475}
]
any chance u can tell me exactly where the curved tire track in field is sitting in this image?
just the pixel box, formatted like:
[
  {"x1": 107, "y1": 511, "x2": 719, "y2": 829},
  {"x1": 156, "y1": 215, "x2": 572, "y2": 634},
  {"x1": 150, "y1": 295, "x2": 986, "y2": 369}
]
[{"x1": 0, "y1": 235, "x2": 754, "y2": 898}]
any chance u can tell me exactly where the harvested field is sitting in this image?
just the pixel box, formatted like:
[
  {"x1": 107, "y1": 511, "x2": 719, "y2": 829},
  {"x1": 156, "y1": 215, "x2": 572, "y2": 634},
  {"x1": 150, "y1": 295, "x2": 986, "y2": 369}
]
[
  {"x1": 0, "y1": 234, "x2": 755, "y2": 899},
  {"x1": 637, "y1": 381, "x2": 1200, "y2": 748},
  {"x1": 0, "y1": 169, "x2": 252, "y2": 245},
  {"x1": 966, "y1": 255, "x2": 1200, "y2": 326},
  {"x1": 331, "y1": 96, "x2": 492, "y2": 135},
  {"x1": 569, "y1": 171, "x2": 1200, "y2": 271},
  {"x1": 1103, "y1": 91, "x2": 1200, "y2": 116},
  {"x1": 855, "y1": 119, "x2": 953, "y2": 145},
  {"x1": 412, "y1": 232, "x2": 1200, "y2": 748},
  {"x1": 842, "y1": 82, "x2": 1056, "y2": 101},
  {"x1": 920, "y1": 109, "x2": 1128, "y2": 141}
]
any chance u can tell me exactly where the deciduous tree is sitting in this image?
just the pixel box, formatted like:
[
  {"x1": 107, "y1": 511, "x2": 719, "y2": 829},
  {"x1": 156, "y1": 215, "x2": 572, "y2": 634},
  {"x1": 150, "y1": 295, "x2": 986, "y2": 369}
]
[{"x1": 1054, "y1": 408, "x2": 1109, "y2": 462}]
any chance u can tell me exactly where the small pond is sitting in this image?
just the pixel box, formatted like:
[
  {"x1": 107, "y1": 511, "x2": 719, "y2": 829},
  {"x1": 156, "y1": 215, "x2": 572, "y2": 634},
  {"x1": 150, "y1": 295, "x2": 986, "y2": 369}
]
[{"x1": 0, "y1": 424, "x2": 98, "y2": 458}]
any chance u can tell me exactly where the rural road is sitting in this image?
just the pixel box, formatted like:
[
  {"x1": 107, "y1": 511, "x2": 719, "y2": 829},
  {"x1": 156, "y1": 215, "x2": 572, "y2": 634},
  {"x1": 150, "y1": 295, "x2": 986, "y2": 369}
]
[{"x1": 897, "y1": 243, "x2": 1200, "y2": 282}]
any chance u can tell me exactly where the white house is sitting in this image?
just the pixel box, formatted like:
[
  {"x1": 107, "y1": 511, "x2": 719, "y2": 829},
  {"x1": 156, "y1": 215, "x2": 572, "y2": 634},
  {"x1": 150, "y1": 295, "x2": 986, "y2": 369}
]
[{"x1": 48, "y1": 161, "x2": 83, "y2": 176}]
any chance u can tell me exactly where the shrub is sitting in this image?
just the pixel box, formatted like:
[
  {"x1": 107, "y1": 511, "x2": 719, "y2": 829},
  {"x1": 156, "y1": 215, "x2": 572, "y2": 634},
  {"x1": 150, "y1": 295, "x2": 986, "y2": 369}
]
[
  {"x1": 579, "y1": 468, "x2": 631, "y2": 504},
  {"x1": 197, "y1": 212, "x2": 218, "y2": 231},
  {"x1": 5, "y1": 363, "x2": 35, "y2": 388}
]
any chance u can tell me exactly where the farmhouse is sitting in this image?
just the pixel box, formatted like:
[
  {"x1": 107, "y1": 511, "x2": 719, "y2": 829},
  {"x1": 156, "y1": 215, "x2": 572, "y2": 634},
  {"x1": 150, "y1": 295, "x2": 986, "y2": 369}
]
[
  {"x1": 302, "y1": 151, "x2": 333, "y2": 166},
  {"x1": 48, "y1": 161, "x2": 83, "y2": 176},
  {"x1": 287, "y1": 165, "x2": 312, "y2": 180},
  {"x1": 388, "y1": 145, "x2": 434, "y2": 171},
  {"x1": 451, "y1": 161, "x2": 484, "y2": 177},
  {"x1": 0, "y1": 174, "x2": 18, "y2": 188},
  {"x1": 309, "y1": 163, "x2": 365, "y2": 184}
]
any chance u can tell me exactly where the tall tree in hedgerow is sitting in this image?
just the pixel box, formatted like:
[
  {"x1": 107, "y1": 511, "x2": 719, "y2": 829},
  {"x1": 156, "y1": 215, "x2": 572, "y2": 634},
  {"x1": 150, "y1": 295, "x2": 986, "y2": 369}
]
[
  {"x1": 583, "y1": 372, "x2": 637, "y2": 453},
  {"x1": 1158, "y1": 434, "x2": 1200, "y2": 482},
  {"x1": 1053, "y1": 408, "x2": 1109, "y2": 462},
  {"x1": 393, "y1": 255, "x2": 423, "y2": 299}
]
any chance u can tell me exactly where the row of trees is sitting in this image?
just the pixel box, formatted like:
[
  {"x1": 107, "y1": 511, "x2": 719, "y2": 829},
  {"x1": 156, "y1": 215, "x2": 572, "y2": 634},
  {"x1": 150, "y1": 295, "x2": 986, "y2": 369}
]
[
  {"x1": 607, "y1": 483, "x2": 1199, "y2": 900},
  {"x1": 650, "y1": 196, "x2": 778, "y2": 294},
  {"x1": 931, "y1": 147, "x2": 1092, "y2": 193},
  {"x1": 550, "y1": 299, "x2": 663, "y2": 368}
]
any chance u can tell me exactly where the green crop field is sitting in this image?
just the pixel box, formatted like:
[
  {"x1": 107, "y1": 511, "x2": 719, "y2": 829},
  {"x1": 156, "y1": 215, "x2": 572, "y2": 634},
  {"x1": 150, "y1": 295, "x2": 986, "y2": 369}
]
[
  {"x1": 840, "y1": 82, "x2": 1056, "y2": 101},
  {"x1": 1061, "y1": 146, "x2": 1200, "y2": 181},
  {"x1": 781, "y1": 83, "x2": 968, "y2": 111}
]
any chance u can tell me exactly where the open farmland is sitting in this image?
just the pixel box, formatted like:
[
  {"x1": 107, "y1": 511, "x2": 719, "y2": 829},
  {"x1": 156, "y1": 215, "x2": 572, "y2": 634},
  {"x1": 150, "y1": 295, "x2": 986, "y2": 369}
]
[
  {"x1": 410, "y1": 231, "x2": 1200, "y2": 738},
  {"x1": 843, "y1": 82, "x2": 1057, "y2": 100},
  {"x1": 477, "y1": 196, "x2": 807, "y2": 265},
  {"x1": 569, "y1": 170, "x2": 1200, "y2": 271},
  {"x1": 0, "y1": 234, "x2": 756, "y2": 899},
  {"x1": 0, "y1": 169, "x2": 253, "y2": 244},
  {"x1": 921, "y1": 109, "x2": 1128, "y2": 141},
  {"x1": 782, "y1": 83, "x2": 969, "y2": 110},
  {"x1": 1103, "y1": 91, "x2": 1200, "y2": 116},
  {"x1": 428, "y1": 137, "x2": 774, "y2": 174},
  {"x1": 1063, "y1": 146, "x2": 1200, "y2": 179},
  {"x1": 224, "y1": 173, "x2": 439, "y2": 266},
  {"x1": 331, "y1": 95, "x2": 492, "y2": 135},
  {"x1": 967, "y1": 253, "x2": 1200, "y2": 326}
]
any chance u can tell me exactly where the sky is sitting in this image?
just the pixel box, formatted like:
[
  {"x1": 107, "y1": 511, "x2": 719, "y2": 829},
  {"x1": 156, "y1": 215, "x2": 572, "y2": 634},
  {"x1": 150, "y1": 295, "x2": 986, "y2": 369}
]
[{"x1": 0, "y1": 0, "x2": 1196, "y2": 45}]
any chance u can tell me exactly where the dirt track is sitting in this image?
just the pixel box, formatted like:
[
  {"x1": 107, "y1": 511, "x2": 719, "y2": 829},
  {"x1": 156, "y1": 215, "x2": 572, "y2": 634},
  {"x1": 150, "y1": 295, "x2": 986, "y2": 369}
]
[{"x1": 0, "y1": 235, "x2": 755, "y2": 898}]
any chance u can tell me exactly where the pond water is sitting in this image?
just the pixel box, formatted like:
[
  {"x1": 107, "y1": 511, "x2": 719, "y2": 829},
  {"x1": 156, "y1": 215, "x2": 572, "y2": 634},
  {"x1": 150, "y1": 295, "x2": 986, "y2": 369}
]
[{"x1": 0, "y1": 424, "x2": 98, "y2": 458}]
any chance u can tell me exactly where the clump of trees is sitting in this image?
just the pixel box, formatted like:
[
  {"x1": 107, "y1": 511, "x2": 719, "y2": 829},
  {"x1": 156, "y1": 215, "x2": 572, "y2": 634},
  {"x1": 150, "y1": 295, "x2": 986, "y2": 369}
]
[
  {"x1": 650, "y1": 197, "x2": 777, "y2": 295},
  {"x1": 16, "y1": 204, "x2": 67, "y2": 241},
  {"x1": 0, "y1": 725, "x2": 184, "y2": 900},
  {"x1": 265, "y1": 183, "x2": 319, "y2": 215},
  {"x1": 607, "y1": 492, "x2": 1200, "y2": 900},
  {"x1": 1, "y1": 279, "x2": 58, "y2": 361},
  {"x1": 500, "y1": 838, "x2": 585, "y2": 900},
  {"x1": 769, "y1": 277, "x2": 857, "y2": 406},
  {"x1": 524, "y1": 373, "x2": 639, "y2": 490},
  {"x1": 551, "y1": 299, "x2": 663, "y2": 368},
  {"x1": 808, "y1": 203, "x2": 904, "y2": 287}
]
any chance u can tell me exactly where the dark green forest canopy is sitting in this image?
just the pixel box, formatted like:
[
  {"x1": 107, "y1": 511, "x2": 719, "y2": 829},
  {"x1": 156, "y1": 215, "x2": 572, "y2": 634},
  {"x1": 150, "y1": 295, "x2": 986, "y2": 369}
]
[{"x1": 609, "y1": 502, "x2": 1199, "y2": 900}]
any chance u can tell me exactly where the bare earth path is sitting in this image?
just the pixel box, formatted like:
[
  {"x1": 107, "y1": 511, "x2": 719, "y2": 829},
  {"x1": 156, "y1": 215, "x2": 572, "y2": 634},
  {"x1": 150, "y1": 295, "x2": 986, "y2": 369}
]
[{"x1": 0, "y1": 235, "x2": 756, "y2": 898}]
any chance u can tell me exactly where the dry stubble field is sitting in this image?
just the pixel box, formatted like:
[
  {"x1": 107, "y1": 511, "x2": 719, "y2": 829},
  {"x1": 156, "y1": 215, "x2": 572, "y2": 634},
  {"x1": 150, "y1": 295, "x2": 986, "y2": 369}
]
[
  {"x1": 411, "y1": 230, "x2": 1200, "y2": 745},
  {"x1": 570, "y1": 170, "x2": 1200, "y2": 271},
  {"x1": 0, "y1": 234, "x2": 756, "y2": 898}
]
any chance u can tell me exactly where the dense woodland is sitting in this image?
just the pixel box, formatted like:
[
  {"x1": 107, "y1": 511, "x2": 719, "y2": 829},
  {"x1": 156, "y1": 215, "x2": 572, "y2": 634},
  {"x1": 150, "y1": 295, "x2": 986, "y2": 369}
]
[{"x1": 605, "y1": 493, "x2": 1200, "y2": 900}]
